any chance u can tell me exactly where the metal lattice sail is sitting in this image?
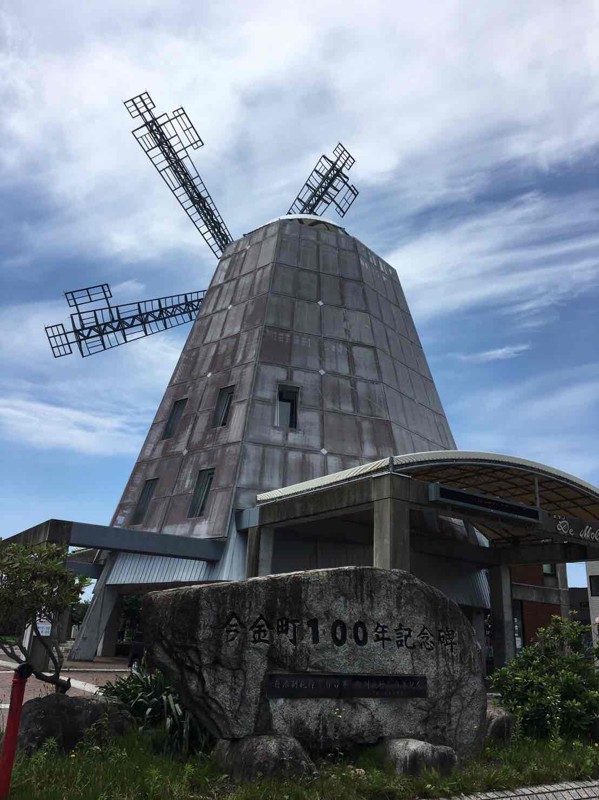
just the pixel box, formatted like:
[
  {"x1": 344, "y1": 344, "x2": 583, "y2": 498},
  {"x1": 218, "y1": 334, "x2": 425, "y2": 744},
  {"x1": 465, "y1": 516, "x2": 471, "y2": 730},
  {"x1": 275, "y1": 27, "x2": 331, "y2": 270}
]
[
  {"x1": 46, "y1": 283, "x2": 205, "y2": 358},
  {"x1": 45, "y1": 92, "x2": 359, "y2": 358},
  {"x1": 287, "y1": 143, "x2": 358, "y2": 217}
]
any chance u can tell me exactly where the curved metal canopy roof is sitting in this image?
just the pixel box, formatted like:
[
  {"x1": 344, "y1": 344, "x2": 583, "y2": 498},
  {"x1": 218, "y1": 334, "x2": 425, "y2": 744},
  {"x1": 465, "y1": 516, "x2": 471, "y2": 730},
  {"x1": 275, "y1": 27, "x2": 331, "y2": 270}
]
[{"x1": 257, "y1": 450, "x2": 599, "y2": 533}]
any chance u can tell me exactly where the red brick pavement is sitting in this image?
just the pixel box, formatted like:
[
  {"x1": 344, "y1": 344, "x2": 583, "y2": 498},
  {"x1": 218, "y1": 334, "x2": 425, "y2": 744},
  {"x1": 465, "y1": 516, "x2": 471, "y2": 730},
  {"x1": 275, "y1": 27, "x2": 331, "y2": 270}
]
[{"x1": 0, "y1": 656, "x2": 130, "y2": 731}]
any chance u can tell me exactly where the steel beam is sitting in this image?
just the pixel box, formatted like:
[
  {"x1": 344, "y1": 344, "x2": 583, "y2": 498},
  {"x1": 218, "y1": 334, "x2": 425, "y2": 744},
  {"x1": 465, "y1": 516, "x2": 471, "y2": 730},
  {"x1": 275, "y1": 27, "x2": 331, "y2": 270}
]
[{"x1": 3, "y1": 519, "x2": 225, "y2": 562}]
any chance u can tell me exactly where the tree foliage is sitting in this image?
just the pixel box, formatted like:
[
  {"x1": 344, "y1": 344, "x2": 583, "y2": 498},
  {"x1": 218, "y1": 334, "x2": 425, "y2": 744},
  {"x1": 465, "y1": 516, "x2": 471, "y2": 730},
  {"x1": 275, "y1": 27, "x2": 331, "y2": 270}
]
[
  {"x1": 491, "y1": 615, "x2": 599, "y2": 740},
  {"x1": 0, "y1": 542, "x2": 88, "y2": 691}
]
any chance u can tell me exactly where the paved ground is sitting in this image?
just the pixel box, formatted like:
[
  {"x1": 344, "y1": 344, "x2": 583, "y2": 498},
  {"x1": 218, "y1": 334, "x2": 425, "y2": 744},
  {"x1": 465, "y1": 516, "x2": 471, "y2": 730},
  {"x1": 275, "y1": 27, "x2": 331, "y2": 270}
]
[
  {"x1": 0, "y1": 655, "x2": 129, "y2": 730},
  {"x1": 441, "y1": 780, "x2": 599, "y2": 798}
]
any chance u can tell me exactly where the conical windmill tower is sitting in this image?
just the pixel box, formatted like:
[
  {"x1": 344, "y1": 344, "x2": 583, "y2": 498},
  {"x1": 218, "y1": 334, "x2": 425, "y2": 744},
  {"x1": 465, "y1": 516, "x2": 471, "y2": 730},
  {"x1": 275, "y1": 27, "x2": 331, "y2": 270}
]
[{"x1": 47, "y1": 93, "x2": 484, "y2": 660}]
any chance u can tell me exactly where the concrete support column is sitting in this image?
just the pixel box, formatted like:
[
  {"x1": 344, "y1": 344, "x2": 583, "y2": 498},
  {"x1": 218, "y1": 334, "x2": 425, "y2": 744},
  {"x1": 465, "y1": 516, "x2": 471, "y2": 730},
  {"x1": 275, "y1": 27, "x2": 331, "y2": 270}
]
[
  {"x1": 245, "y1": 526, "x2": 275, "y2": 578},
  {"x1": 490, "y1": 564, "x2": 515, "y2": 668},
  {"x1": 258, "y1": 526, "x2": 274, "y2": 576},
  {"x1": 69, "y1": 555, "x2": 118, "y2": 661},
  {"x1": 372, "y1": 475, "x2": 410, "y2": 572},
  {"x1": 97, "y1": 596, "x2": 122, "y2": 657},
  {"x1": 556, "y1": 563, "x2": 570, "y2": 618},
  {"x1": 470, "y1": 608, "x2": 487, "y2": 677},
  {"x1": 245, "y1": 527, "x2": 260, "y2": 579}
]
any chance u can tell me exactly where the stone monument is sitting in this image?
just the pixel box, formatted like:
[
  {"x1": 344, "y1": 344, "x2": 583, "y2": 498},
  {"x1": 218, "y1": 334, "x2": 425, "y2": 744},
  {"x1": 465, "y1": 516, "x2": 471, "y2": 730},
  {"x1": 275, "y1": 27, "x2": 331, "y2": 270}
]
[{"x1": 144, "y1": 566, "x2": 485, "y2": 777}]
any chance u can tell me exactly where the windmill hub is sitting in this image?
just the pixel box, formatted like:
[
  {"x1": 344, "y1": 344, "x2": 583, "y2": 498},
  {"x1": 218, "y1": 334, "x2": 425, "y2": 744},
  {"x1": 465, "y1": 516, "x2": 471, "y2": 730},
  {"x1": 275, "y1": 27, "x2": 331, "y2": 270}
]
[{"x1": 264, "y1": 213, "x2": 347, "y2": 232}]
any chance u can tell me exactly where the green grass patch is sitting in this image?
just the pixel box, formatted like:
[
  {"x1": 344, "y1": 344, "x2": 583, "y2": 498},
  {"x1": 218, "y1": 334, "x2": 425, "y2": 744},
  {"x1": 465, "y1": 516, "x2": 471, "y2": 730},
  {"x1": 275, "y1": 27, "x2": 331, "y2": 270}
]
[{"x1": 10, "y1": 733, "x2": 599, "y2": 800}]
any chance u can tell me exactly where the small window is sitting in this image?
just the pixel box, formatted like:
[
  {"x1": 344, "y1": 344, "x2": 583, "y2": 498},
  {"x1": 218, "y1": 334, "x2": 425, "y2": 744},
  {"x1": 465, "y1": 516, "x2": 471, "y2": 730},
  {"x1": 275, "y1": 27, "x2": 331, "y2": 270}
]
[
  {"x1": 162, "y1": 398, "x2": 188, "y2": 440},
  {"x1": 542, "y1": 563, "x2": 557, "y2": 577},
  {"x1": 130, "y1": 478, "x2": 158, "y2": 525},
  {"x1": 212, "y1": 386, "x2": 235, "y2": 428},
  {"x1": 277, "y1": 386, "x2": 299, "y2": 429},
  {"x1": 590, "y1": 576, "x2": 599, "y2": 597},
  {"x1": 188, "y1": 469, "x2": 215, "y2": 518}
]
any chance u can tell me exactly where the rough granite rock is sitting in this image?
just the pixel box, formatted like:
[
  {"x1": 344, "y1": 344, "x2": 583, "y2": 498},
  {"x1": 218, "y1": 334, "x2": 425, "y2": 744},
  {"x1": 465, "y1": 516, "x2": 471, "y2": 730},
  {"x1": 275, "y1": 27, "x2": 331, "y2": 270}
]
[
  {"x1": 144, "y1": 566, "x2": 486, "y2": 757},
  {"x1": 17, "y1": 694, "x2": 135, "y2": 755},
  {"x1": 212, "y1": 735, "x2": 314, "y2": 780},
  {"x1": 486, "y1": 705, "x2": 514, "y2": 742},
  {"x1": 376, "y1": 737, "x2": 457, "y2": 776}
]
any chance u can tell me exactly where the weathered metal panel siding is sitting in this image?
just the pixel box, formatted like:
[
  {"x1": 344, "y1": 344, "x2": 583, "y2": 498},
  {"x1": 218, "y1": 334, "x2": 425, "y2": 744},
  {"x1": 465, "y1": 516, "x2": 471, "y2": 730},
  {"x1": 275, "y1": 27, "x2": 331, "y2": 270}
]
[
  {"x1": 111, "y1": 222, "x2": 280, "y2": 539},
  {"x1": 111, "y1": 216, "x2": 457, "y2": 554},
  {"x1": 107, "y1": 515, "x2": 246, "y2": 586},
  {"x1": 237, "y1": 218, "x2": 455, "y2": 514},
  {"x1": 412, "y1": 553, "x2": 491, "y2": 609},
  {"x1": 107, "y1": 554, "x2": 210, "y2": 585}
]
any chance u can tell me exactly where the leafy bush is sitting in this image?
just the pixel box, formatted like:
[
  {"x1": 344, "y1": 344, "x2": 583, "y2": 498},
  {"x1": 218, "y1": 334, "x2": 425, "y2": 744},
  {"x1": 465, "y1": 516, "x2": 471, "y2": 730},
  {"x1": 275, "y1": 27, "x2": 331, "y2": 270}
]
[
  {"x1": 491, "y1": 615, "x2": 599, "y2": 740},
  {"x1": 101, "y1": 662, "x2": 212, "y2": 756}
]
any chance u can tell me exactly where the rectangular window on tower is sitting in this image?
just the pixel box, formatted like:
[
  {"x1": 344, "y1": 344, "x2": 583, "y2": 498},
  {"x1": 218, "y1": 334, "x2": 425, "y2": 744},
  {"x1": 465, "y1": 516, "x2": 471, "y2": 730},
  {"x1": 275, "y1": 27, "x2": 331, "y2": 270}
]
[
  {"x1": 212, "y1": 386, "x2": 235, "y2": 428},
  {"x1": 277, "y1": 386, "x2": 299, "y2": 429},
  {"x1": 130, "y1": 478, "x2": 158, "y2": 525},
  {"x1": 162, "y1": 398, "x2": 188, "y2": 440},
  {"x1": 590, "y1": 576, "x2": 599, "y2": 597},
  {"x1": 188, "y1": 469, "x2": 215, "y2": 518}
]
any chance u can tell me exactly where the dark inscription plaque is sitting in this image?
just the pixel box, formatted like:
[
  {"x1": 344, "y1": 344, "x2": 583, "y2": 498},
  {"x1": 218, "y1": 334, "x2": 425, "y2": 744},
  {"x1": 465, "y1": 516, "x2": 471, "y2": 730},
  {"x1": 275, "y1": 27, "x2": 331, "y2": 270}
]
[{"x1": 267, "y1": 673, "x2": 427, "y2": 699}]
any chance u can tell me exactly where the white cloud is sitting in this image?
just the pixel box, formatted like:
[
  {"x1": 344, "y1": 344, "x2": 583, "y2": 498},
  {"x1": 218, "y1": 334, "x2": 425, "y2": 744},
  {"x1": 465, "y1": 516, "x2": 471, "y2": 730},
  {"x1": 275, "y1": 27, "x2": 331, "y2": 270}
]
[
  {"x1": 387, "y1": 191, "x2": 599, "y2": 324},
  {"x1": 449, "y1": 363, "x2": 599, "y2": 484},
  {"x1": 0, "y1": 298, "x2": 183, "y2": 455},
  {"x1": 0, "y1": 0, "x2": 598, "y2": 508},
  {"x1": 0, "y1": 397, "x2": 144, "y2": 456},
  {"x1": 455, "y1": 343, "x2": 531, "y2": 363},
  {"x1": 1, "y1": 1, "x2": 598, "y2": 269}
]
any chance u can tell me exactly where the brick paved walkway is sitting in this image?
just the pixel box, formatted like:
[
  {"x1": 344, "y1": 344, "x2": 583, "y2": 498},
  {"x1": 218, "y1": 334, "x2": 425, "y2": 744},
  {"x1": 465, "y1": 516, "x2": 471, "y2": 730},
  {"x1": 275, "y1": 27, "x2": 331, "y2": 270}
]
[
  {"x1": 442, "y1": 779, "x2": 599, "y2": 798},
  {"x1": 0, "y1": 656, "x2": 129, "y2": 731}
]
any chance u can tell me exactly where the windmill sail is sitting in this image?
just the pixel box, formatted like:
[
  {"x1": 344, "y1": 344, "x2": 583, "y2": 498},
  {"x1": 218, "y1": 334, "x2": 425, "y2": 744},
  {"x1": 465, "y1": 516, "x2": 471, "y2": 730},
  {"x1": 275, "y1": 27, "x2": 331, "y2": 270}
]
[
  {"x1": 125, "y1": 92, "x2": 233, "y2": 257},
  {"x1": 46, "y1": 284, "x2": 206, "y2": 358},
  {"x1": 287, "y1": 143, "x2": 359, "y2": 217}
]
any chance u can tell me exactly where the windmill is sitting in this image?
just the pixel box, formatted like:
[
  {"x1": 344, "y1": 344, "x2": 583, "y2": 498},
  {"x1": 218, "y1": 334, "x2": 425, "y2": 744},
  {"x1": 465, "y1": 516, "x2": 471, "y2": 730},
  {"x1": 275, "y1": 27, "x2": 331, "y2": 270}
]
[
  {"x1": 42, "y1": 91, "x2": 478, "y2": 665},
  {"x1": 34, "y1": 92, "x2": 570, "y2": 675},
  {"x1": 45, "y1": 91, "x2": 358, "y2": 359}
]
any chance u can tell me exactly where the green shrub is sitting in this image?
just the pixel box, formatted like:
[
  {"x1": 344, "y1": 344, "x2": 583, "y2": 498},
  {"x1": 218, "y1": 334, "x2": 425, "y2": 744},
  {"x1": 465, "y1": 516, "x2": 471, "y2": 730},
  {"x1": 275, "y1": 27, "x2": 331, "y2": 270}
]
[
  {"x1": 491, "y1": 614, "x2": 599, "y2": 740},
  {"x1": 101, "y1": 662, "x2": 212, "y2": 757}
]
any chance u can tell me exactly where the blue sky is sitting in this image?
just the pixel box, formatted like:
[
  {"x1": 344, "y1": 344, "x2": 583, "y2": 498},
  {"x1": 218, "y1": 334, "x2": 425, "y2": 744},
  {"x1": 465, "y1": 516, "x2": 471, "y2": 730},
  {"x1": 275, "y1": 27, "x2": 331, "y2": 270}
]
[{"x1": 1, "y1": 1, "x2": 598, "y2": 587}]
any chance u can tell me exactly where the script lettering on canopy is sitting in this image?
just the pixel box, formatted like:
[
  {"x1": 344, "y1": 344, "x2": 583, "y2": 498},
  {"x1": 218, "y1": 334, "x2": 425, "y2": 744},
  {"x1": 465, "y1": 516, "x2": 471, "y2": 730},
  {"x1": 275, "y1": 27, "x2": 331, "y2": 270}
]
[{"x1": 554, "y1": 515, "x2": 599, "y2": 545}]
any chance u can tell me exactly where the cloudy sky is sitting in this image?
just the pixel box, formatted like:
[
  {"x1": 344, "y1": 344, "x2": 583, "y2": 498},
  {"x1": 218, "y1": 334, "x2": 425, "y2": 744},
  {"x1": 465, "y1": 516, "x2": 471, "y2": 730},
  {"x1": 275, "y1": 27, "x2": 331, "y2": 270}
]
[{"x1": 1, "y1": 1, "x2": 598, "y2": 586}]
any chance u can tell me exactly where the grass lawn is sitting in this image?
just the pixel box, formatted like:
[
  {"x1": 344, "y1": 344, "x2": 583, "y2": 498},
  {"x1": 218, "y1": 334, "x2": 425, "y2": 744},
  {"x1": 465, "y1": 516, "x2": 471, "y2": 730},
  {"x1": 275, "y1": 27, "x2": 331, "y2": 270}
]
[{"x1": 9, "y1": 733, "x2": 599, "y2": 800}]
